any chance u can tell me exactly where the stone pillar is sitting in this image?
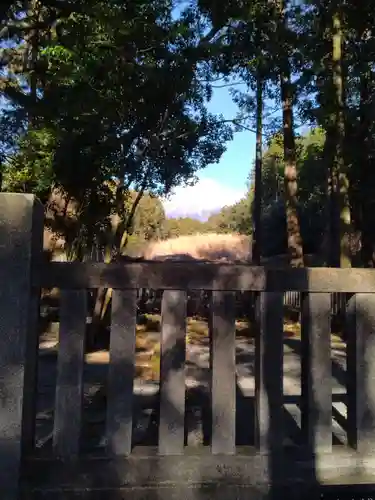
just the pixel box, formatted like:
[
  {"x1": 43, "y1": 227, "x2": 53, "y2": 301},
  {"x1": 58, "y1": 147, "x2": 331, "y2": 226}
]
[
  {"x1": 0, "y1": 193, "x2": 43, "y2": 499},
  {"x1": 347, "y1": 293, "x2": 375, "y2": 472}
]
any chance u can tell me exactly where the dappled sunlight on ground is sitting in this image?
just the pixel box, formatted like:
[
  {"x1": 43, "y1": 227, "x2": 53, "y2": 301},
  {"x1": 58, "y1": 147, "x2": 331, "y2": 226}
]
[
  {"x1": 39, "y1": 314, "x2": 343, "y2": 382},
  {"x1": 35, "y1": 312, "x2": 348, "y2": 451}
]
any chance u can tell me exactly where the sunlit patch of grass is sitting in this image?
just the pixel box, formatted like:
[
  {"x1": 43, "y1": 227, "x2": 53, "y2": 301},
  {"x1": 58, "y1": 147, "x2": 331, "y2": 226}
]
[
  {"x1": 284, "y1": 321, "x2": 301, "y2": 338},
  {"x1": 283, "y1": 320, "x2": 346, "y2": 348},
  {"x1": 187, "y1": 318, "x2": 254, "y2": 339},
  {"x1": 149, "y1": 342, "x2": 161, "y2": 381},
  {"x1": 186, "y1": 319, "x2": 209, "y2": 344},
  {"x1": 85, "y1": 314, "x2": 346, "y2": 383},
  {"x1": 84, "y1": 325, "x2": 161, "y2": 381},
  {"x1": 143, "y1": 232, "x2": 251, "y2": 262},
  {"x1": 138, "y1": 314, "x2": 254, "y2": 340},
  {"x1": 85, "y1": 350, "x2": 109, "y2": 364},
  {"x1": 331, "y1": 334, "x2": 345, "y2": 349},
  {"x1": 188, "y1": 319, "x2": 208, "y2": 336}
]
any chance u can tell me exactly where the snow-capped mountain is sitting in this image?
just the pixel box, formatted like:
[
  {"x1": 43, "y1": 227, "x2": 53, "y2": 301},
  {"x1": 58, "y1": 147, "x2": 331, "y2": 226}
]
[
  {"x1": 166, "y1": 207, "x2": 220, "y2": 221},
  {"x1": 162, "y1": 178, "x2": 246, "y2": 221}
]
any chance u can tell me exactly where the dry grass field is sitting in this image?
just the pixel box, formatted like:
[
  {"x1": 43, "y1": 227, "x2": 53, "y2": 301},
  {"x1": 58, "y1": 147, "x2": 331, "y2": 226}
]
[{"x1": 143, "y1": 232, "x2": 252, "y2": 262}]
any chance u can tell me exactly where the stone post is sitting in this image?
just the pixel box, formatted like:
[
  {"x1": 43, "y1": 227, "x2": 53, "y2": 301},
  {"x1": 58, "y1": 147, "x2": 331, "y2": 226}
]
[
  {"x1": 346, "y1": 293, "x2": 375, "y2": 473},
  {"x1": 0, "y1": 193, "x2": 43, "y2": 499}
]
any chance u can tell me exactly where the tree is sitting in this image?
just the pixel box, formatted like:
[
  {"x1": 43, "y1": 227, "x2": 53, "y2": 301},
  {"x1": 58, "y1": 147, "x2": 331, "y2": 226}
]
[
  {"x1": 163, "y1": 216, "x2": 211, "y2": 238},
  {"x1": 207, "y1": 192, "x2": 253, "y2": 235},
  {"x1": 332, "y1": 5, "x2": 352, "y2": 267},
  {"x1": 252, "y1": 70, "x2": 264, "y2": 264},
  {"x1": 276, "y1": 0, "x2": 304, "y2": 267},
  {"x1": 199, "y1": 0, "x2": 307, "y2": 265},
  {"x1": 260, "y1": 128, "x2": 327, "y2": 257},
  {"x1": 5, "y1": 0, "x2": 375, "y2": 277},
  {"x1": 1, "y1": 0, "x2": 235, "y2": 348},
  {"x1": 1, "y1": 0, "x2": 233, "y2": 259},
  {"x1": 131, "y1": 192, "x2": 166, "y2": 242}
]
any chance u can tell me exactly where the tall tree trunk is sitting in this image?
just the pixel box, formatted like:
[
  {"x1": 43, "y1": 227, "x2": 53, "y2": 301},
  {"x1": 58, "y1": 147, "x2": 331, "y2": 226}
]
[
  {"x1": 252, "y1": 70, "x2": 263, "y2": 265},
  {"x1": 322, "y1": 121, "x2": 340, "y2": 267},
  {"x1": 314, "y1": 1, "x2": 337, "y2": 267},
  {"x1": 27, "y1": 0, "x2": 40, "y2": 123},
  {"x1": 332, "y1": 11, "x2": 351, "y2": 268},
  {"x1": 328, "y1": 143, "x2": 341, "y2": 267},
  {"x1": 277, "y1": 0, "x2": 304, "y2": 267},
  {"x1": 280, "y1": 71, "x2": 304, "y2": 268},
  {"x1": 89, "y1": 188, "x2": 145, "y2": 349},
  {"x1": 279, "y1": 46, "x2": 304, "y2": 266}
]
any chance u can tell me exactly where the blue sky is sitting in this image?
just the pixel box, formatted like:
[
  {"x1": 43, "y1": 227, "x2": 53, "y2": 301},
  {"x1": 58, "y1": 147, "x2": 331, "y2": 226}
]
[
  {"x1": 201, "y1": 86, "x2": 254, "y2": 191},
  {"x1": 163, "y1": 85, "x2": 256, "y2": 218},
  {"x1": 164, "y1": 80, "x2": 312, "y2": 218}
]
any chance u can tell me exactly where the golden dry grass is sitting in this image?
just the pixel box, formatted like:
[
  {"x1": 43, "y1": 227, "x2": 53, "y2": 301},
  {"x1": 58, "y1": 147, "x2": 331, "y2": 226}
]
[
  {"x1": 143, "y1": 232, "x2": 252, "y2": 262},
  {"x1": 283, "y1": 319, "x2": 344, "y2": 346}
]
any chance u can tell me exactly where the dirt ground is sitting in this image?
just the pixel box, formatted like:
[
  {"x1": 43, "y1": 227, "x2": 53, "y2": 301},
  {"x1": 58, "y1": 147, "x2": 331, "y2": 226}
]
[{"x1": 35, "y1": 315, "x2": 346, "y2": 454}]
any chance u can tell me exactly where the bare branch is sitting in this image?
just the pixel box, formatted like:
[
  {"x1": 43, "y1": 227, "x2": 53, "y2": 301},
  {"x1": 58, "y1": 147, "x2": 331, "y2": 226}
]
[{"x1": 211, "y1": 81, "x2": 245, "y2": 88}]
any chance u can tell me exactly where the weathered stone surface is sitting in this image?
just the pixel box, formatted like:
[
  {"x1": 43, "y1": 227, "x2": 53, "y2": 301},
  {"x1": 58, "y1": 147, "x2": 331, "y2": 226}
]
[
  {"x1": 34, "y1": 261, "x2": 375, "y2": 293},
  {"x1": 0, "y1": 193, "x2": 43, "y2": 499},
  {"x1": 347, "y1": 293, "x2": 375, "y2": 464},
  {"x1": 301, "y1": 293, "x2": 332, "y2": 454}
]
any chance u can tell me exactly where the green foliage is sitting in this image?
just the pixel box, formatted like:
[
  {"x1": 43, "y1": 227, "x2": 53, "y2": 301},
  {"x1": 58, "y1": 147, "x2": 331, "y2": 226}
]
[
  {"x1": 131, "y1": 193, "x2": 166, "y2": 242},
  {"x1": 2, "y1": 0, "x2": 375, "y2": 266},
  {"x1": 261, "y1": 128, "x2": 327, "y2": 256},
  {"x1": 262, "y1": 127, "x2": 327, "y2": 211},
  {"x1": 0, "y1": 0, "x2": 233, "y2": 256},
  {"x1": 207, "y1": 192, "x2": 253, "y2": 235},
  {"x1": 163, "y1": 217, "x2": 212, "y2": 238},
  {"x1": 2, "y1": 127, "x2": 56, "y2": 199}
]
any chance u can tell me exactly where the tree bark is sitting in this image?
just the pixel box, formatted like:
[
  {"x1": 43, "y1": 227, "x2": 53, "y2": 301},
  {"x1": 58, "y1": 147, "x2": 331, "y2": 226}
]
[
  {"x1": 276, "y1": 0, "x2": 304, "y2": 267},
  {"x1": 280, "y1": 59, "x2": 304, "y2": 266},
  {"x1": 332, "y1": 10, "x2": 352, "y2": 268},
  {"x1": 252, "y1": 70, "x2": 263, "y2": 265},
  {"x1": 90, "y1": 187, "x2": 146, "y2": 349}
]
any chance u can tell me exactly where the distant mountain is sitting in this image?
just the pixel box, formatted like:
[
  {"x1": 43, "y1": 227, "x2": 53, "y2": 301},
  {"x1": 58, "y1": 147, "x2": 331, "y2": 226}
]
[
  {"x1": 166, "y1": 207, "x2": 221, "y2": 221},
  {"x1": 162, "y1": 178, "x2": 247, "y2": 222}
]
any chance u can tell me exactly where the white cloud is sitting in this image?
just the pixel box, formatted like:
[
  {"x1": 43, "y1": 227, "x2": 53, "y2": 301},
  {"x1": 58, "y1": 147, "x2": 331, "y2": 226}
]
[{"x1": 162, "y1": 178, "x2": 246, "y2": 218}]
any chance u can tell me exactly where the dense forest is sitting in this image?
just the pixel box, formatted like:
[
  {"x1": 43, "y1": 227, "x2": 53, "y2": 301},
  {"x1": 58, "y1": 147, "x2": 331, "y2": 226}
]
[{"x1": 0, "y1": 0, "x2": 374, "y2": 269}]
